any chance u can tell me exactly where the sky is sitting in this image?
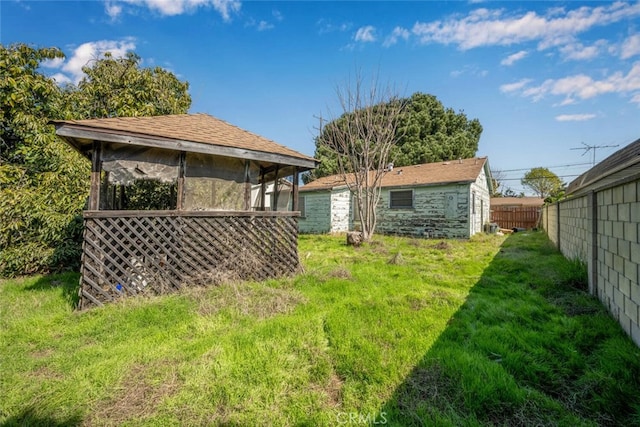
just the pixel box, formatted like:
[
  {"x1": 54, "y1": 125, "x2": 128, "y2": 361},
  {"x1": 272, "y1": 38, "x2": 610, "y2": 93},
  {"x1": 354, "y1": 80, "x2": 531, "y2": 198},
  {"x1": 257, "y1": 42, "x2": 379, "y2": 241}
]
[{"x1": 2, "y1": 0, "x2": 640, "y2": 195}]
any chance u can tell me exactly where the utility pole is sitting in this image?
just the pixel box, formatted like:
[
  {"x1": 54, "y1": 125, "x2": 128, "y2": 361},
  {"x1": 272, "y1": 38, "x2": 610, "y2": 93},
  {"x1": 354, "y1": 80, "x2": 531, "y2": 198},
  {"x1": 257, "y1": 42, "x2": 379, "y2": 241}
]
[
  {"x1": 570, "y1": 142, "x2": 619, "y2": 166},
  {"x1": 312, "y1": 114, "x2": 325, "y2": 134}
]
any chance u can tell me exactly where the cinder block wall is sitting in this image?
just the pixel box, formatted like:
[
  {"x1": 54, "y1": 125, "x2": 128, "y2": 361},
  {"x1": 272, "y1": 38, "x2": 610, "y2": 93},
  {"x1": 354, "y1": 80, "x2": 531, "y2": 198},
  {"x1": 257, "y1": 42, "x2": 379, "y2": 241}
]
[
  {"x1": 544, "y1": 203, "x2": 559, "y2": 247},
  {"x1": 542, "y1": 179, "x2": 640, "y2": 347},
  {"x1": 596, "y1": 182, "x2": 640, "y2": 344},
  {"x1": 558, "y1": 195, "x2": 590, "y2": 261}
]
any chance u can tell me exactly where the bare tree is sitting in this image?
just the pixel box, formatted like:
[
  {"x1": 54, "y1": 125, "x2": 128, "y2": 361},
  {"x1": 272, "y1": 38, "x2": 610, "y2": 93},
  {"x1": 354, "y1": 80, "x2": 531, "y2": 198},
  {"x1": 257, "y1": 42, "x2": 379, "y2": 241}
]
[
  {"x1": 490, "y1": 169, "x2": 506, "y2": 197},
  {"x1": 318, "y1": 71, "x2": 405, "y2": 242}
]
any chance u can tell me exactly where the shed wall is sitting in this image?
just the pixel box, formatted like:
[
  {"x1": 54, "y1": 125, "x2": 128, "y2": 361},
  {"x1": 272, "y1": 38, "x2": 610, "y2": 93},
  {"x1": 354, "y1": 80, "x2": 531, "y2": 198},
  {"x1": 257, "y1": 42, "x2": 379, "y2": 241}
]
[
  {"x1": 470, "y1": 167, "x2": 491, "y2": 236},
  {"x1": 376, "y1": 183, "x2": 471, "y2": 238},
  {"x1": 298, "y1": 191, "x2": 331, "y2": 233},
  {"x1": 330, "y1": 188, "x2": 351, "y2": 232}
]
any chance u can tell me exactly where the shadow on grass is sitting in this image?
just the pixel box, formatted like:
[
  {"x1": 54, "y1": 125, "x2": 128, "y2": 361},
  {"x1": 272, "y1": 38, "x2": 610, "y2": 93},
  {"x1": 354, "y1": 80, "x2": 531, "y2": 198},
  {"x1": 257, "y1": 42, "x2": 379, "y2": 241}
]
[
  {"x1": 0, "y1": 408, "x2": 82, "y2": 427},
  {"x1": 25, "y1": 272, "x2": 81, "y2": 309},
  {"x1": 380, "y1": 232, "x2": 640, "y2": 426}
]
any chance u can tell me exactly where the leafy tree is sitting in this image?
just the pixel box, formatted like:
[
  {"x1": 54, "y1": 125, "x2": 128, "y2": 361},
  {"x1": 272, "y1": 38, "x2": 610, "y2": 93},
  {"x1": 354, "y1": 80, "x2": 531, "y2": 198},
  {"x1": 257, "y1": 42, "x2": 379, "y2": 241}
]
[
  {"x1": 0, "y1": 44, "x2": 191, "y2": 277},
  {"x1": 521, "y1": 167, "x2": 564, "y2": 200},
  {"x1": 502, "y1": 188, "x2": 524, "y2": 198},
  {"x1": 316, "y1": 72, "x2": 405, "y2": 242},
  {"x1": 0, "y1": 43, "x2": 88, "y2": 276},
  {"x1": 393, "y1": 93, "x2": 481, "y2": 166},
  {"x1": 61, "y1": 52, "x2": 191, "y2": 118},
  {"x1": 307, "y1": 92, "x2": 481, "y2": 181}
]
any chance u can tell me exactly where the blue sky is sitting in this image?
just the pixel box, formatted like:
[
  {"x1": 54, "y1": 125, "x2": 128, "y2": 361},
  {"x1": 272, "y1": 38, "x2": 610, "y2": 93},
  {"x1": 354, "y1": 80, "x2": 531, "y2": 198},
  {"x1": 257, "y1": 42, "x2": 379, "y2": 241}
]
[{"x1": 3, "y1": 0, "x2": 640, "y2": 194}]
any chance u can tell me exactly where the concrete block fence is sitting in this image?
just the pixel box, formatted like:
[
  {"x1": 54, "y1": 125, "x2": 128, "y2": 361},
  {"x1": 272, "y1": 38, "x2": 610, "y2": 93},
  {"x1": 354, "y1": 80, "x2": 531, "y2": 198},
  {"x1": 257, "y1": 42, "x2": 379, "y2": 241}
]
[{"x1": 542, "y1": 179, "x2": 640, "y2": 347}]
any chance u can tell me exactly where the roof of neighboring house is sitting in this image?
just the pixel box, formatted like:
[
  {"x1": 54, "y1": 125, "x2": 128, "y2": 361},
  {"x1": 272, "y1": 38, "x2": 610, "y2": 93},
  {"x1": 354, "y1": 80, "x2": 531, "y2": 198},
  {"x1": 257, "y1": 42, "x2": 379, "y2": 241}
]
[
  {"x1": 301, "y1": 157, "x2": 490, "y2": 192},
  {"x1": 566, "y1": 137, "x2": 640, "y2": 196},
  {"x1": 52, "y1": 113, "x2": 318, "y2": 171},
  {"x1": 491, "y1": 197, "x2": 544, "y2": 207}
]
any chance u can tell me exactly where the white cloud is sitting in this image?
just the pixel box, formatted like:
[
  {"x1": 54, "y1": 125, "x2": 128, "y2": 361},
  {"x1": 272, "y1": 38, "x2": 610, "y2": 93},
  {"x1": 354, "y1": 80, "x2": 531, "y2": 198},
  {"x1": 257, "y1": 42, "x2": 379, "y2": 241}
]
[
  {"x1": 499, "y1": 78, "x2": 532, "y2": 93},
  {"x1": 631, "y1": 93, "x2": 640, "y2": 104},
  {"x1": 383, "y1": 26, "x2": 410, "y2": 48},
  {"x1": 555, "y1": 113, "x2": 597, "y2": 121},
  {"x1": 354, "y1": 26, "x2": 376, "y2": 43},
  {"x1": 50, "y1": 73, "x2": 72, "y2": 85},
  {"x1": 48, "y1": 39, "x2": 137, "y2": 85},
  {"x1": 411, "y1": 2, "x2": 640, "y2": 51},
  {"x1": 510, "y1": 61, "x2": 640, "y2": 104},
  {"x1": 559, "y1": 40, "x2": 607, "y2": 61},
  {"x1": 621, "y1": 34, "x2": 640, "y2": 59},
  {"x1": 317, "y1": 19, "x2": 351, "y2": 35},
  {"x1": 501, "y1": 50, "x2": 528, "y2": 66},
  {"x1": 105, "y1": 0, "x2": 240, "y2": 21},
  {"x1": 41, "y1": 57, "x2": 65, "y2": 69},
  {"x1": 104, "y1": 1, "x2": 123, "y2": 20},
  {"x1": 257, "y1": 20, "x2": 273, "y2": 31},
  {"x1": 450, "y1": 64, "x2": 488, "y2": 78}
]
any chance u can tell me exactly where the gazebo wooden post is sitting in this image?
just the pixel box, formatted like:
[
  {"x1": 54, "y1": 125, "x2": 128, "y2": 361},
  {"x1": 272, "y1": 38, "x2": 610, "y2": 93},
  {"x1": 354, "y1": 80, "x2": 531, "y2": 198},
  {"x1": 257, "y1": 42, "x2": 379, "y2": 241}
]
[
  {"x1": 273, "y1": 165, "x2": 280, "y2": 211},
  {"x1": 292, "y1": 168, "x2": 299, "y2": 212},
  {"x1": 244, "y1": 160, "x2": 251, "y2": 211},
  {"x1": 260, "y1": 167, "x2": 266, "y2": 211},
  {"x1": 177, "y1": 151, "x2": 186, "y2": 210},
  {"x1": 89, "y1": 141, "x2": 102, "y2": 210}
]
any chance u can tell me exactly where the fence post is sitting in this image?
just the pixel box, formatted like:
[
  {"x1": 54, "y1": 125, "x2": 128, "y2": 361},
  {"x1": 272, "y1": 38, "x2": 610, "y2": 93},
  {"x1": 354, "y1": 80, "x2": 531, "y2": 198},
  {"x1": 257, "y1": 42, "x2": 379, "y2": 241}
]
[
  {"x1": 556, "y1": 202, "x2": 561, "y2": 251},
  {"x1": 588, "y1": 191, "x2": 598, "y2": 296}
]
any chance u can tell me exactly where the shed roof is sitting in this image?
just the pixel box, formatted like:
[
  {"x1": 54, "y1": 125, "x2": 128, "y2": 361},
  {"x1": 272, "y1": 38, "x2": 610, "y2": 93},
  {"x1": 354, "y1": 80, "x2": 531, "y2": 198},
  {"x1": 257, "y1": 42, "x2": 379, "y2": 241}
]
[
  {"x1": 566, "y1": 138, "x2": 640, "y2": 196},
  {"x1": 301, "y1": 157, "x2": 489, "y2": 192},
  {"x1": 52, "y1": 113, "x2": 317, "y2": 171},
  {"x1": 491, "y1": 197, "x2": 544, "y2": 207}
]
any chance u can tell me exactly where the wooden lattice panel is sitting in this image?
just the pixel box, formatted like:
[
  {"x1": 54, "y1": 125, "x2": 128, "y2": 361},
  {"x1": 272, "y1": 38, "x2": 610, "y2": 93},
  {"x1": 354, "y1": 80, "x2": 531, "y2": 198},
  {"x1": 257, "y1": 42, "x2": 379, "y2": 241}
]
[{"x1": 79, "y1": 212, "x2": 300, "y2": 309}]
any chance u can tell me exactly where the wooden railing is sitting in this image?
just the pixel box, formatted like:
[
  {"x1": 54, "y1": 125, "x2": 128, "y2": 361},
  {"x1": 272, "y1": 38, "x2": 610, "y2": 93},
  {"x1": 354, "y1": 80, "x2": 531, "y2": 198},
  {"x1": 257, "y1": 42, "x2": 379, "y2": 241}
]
[{"x1": 78, "y1": 211, "x2": 300, "y2": 309}]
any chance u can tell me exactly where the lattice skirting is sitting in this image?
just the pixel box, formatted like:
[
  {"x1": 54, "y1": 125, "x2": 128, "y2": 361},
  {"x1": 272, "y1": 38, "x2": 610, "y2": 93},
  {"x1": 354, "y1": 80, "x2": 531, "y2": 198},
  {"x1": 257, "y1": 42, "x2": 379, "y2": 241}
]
[{"x1": 78, "y1": 213, "x2": 300, "y2": 309}]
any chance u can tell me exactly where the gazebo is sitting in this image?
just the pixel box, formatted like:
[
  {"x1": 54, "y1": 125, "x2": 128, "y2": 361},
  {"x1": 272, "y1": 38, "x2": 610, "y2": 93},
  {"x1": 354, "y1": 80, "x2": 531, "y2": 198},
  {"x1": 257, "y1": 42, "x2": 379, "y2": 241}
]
[{"x1": 53, "y1": 114, "x2": 318, "y2": 309}]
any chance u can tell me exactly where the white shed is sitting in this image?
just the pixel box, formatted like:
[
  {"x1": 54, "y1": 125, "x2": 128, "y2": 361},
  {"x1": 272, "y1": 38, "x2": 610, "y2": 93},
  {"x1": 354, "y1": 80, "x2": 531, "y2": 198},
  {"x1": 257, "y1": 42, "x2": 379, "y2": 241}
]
[{"x1": 299, "y1": 157, "x2": 493, "y2": 238}]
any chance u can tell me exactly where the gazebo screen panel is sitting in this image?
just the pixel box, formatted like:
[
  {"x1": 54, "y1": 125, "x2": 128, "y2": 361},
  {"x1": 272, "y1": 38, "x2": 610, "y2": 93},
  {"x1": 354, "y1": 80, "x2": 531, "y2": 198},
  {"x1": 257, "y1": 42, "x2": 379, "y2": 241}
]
[{"x1": 184, "y1": 153, "x2": 259, "y2": 211}]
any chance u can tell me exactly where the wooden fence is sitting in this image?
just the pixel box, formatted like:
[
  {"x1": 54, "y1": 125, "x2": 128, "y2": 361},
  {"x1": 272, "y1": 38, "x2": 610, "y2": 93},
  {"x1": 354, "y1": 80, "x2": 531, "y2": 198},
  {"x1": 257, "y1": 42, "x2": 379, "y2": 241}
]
[
  {"x1": 79, "y1": 211, "x2": 300, "y2": 309},
  {"x1": 490, "y1": 206, "x2": 542, "y2": 230}
]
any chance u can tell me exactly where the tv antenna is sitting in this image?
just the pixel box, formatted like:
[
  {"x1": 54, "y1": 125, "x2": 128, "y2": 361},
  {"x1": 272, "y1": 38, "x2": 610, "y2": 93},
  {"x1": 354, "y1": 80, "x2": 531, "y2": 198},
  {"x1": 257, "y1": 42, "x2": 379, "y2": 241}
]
[{"x1": 570, "y1": 142, "x2": 619, "y2": 166}]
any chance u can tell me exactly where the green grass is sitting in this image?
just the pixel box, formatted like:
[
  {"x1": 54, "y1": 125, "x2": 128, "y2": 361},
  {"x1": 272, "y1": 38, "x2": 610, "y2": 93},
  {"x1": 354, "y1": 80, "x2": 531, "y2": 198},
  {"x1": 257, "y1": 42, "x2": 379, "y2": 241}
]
[{"x1": 1, "y1": 232, "x2": 639, "y2": 426}]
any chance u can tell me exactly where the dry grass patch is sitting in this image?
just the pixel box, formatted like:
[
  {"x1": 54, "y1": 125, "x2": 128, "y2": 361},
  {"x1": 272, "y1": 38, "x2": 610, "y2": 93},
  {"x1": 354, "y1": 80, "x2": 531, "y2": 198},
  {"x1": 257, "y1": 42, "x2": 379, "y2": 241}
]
[
  {"x1": 431, "y1": 241, "x2": 451, "y2": 251},
  {"x1": 191, "y1": 282, "x2": 307, "y2": 319},
  {"x1": 85, "y1": 361, "x2": 182, "y2": 426},
  {"x1": 327, "y1": 267, "x2": 353, "y2": 280}
]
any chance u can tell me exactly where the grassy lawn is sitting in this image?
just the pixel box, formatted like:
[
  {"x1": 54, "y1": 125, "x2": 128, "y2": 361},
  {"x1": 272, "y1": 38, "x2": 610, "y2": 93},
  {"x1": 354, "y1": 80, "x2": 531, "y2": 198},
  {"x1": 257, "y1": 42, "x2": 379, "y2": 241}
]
[{"x1": 1, "y1": 232, "x2": 639, "y2": 426}]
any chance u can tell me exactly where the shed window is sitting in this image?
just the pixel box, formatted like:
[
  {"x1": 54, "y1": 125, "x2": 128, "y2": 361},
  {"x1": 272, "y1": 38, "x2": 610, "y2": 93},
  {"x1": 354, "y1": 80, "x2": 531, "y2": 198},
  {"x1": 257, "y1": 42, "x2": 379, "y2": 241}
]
[
  {"x1": 390, "y1": 190, "x2": 413, "y2": 209},
  {"x1": 472, "y1": 191, "x2": 476, "y2": 214}
]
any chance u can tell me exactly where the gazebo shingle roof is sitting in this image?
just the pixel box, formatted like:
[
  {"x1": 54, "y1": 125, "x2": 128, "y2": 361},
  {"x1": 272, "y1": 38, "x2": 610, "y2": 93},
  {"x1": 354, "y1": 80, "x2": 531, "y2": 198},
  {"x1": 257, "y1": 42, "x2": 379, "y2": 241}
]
[{"x1": 53, "y1": 113, "x2": 316, "y2": 164}]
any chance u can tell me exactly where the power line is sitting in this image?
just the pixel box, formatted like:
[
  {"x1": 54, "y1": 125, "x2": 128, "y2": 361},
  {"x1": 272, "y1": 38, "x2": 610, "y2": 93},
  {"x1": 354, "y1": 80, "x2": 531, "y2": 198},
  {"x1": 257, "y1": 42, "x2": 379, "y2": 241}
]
[
  {"x1": 499, "y1": 174, "x2": 581, "y2": 181},
  {"x1": 494, "y1": 162, "x2": 592, "y2": 173}
]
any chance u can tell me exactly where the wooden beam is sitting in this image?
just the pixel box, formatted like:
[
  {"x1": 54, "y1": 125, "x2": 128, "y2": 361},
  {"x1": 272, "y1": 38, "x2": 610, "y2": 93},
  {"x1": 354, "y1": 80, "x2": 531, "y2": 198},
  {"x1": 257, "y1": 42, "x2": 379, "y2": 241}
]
[
  {"x1": 83, "y1": 210, "x2": 300, "y2": 218},
  {"x1": 55, "y1": 126, "x2": 317, "y2": 170},
  {"x1": 89, "y1": 141, "x2": 102, "y2": 210}
]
